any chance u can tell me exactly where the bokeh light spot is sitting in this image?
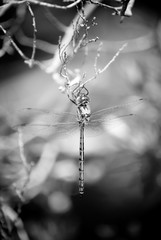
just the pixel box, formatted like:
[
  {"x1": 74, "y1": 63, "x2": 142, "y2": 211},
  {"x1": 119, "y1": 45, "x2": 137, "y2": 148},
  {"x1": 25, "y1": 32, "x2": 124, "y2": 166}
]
[{"x1": 48, "y1": 191, "x2": 72, "y2": 213}]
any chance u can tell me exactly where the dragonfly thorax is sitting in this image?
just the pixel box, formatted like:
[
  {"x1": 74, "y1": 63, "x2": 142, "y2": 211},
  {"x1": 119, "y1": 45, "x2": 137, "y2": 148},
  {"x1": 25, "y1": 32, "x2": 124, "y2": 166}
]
[{"x1": 77, "y1": 104, "x2": 91, "y2": 125}]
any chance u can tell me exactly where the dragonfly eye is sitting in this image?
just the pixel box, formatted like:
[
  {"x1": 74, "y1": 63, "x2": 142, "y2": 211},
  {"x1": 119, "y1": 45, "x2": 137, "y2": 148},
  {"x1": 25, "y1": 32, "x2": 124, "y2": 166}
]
[{"x1": 77, "y1": 93, "x2": 89, "y2": 103}]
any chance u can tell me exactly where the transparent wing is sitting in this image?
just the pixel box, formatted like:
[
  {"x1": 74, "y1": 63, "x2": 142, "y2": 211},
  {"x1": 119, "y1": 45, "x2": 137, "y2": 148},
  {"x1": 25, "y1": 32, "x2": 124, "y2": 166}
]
[
  {"x1": 14, "y1": 122, "x2": 78, "y2": 136},
  {"x1": 91, "y1": 98, "x2": 143, "y2": 120},
  {"x1": 90, "y1": 113, "x2": 133, "y2": 126},
  {"x1": 16, "y1": 107, "x2": 77, "y2": 122},
  {"x1": 85, "y1": 113, "x2": 134, "y2": 136},
  {"x1": 84, "y1": 98, "x2": 143, "y2": 135},
  {"x1": 13, "y1": 107, "x2": 78, "y2": 140}
]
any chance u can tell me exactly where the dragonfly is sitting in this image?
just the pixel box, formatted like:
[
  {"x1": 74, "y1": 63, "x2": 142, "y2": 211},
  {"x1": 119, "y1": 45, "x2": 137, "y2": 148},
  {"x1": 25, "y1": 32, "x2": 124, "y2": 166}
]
[{"x1": 14, "y1": 84, "x2": 143, "y2": 195}]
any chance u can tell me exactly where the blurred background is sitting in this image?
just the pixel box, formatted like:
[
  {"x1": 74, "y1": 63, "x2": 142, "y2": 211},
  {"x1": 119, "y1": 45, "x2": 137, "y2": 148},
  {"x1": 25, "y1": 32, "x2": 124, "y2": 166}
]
[{"x1": 1, "y1": 0, "x2": 161, "y2": 239}]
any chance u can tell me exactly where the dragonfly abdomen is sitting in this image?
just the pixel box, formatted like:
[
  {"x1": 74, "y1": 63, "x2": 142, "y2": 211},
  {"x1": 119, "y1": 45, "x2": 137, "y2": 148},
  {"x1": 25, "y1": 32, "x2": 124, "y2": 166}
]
[{"x1": 79, "y1": 125, "x2": 85, "y2": 194}]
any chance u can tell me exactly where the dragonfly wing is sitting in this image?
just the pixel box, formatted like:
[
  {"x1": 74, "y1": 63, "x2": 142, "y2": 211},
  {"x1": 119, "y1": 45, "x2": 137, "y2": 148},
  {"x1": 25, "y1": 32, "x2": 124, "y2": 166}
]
[
  {"x1": 85, "y1": 113, "x2": 134, "y2": 137},
  {"x1": 91, "y1": 98, "x2": 143, "y2": 120},
  {"x1": 16, "y1": 107, "x2": 77, "y2": 123},
  {"x1": 13, "y1": 107, "x2": 78, "y2": 138},
  {"x1": 13, "y1": 121, "x2": 78, "y2": 141}
]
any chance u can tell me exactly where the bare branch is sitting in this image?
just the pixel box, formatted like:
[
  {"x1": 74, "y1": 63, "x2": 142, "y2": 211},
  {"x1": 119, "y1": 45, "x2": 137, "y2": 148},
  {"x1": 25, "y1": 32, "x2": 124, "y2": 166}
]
[
  {"x1": 83, "y1": 42, "x2": 127, "y2": 86},
  {"x1": 45, "y1": 2, "x2": 101, "y2": 75},
  {"x1": 0, "y1": 25, "x2": 46, "y2": 69},
  {"x1": 1, "y1": 0, "x2": 82, "y2": 9},
  {"x1": 90, "y1": 0, "x2": 120, "y2": 11},
  {"x1": 98, "y1": 42, "x2": 127, "y2": 74},
  {"x1": 17, "y1": 127, "x2": 34, "y2": 200},
  {"x1": 15, "y1": 29, "x2": 57, "y2": 54},
  {"x1": 0, "y1": 25, "x2": 28, "y2": 61},
  {"x1": 0, "y1": 4, "x2": 27, "y2": 57},
  {"x1": 26, "y1": 1, "x2": 37, "y2": 63},
  {"x1": 17, "y1": 127, "x2": 29, "y2": 171},
  {"x1": 0, "y1": 1, "x2": 13, "y2": 16}
]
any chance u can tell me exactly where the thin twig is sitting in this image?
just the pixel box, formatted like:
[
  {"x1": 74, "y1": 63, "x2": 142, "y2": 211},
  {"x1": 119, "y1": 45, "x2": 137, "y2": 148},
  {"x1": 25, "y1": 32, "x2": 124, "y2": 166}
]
[
  {"x1": 17, "y1": 127, "x2": 34, "y2": 201},
  {"x1": 82, "y1": 42, "x2": 127, "y2": 86},
  {"x1": 15, "y1": 29, "x2": 57, "y2": 54},
  {"x1": 26, "y1": 1, "x2": 37, "y2": 64},
  {"x1": 0, "y1": 25, "x2": 28, "y2": 61},
  {"x1": 99, "y1": 42, "x2": 127, "y2": 74},
  {"x1": 1, "y1": 0, "x2": 82, "y2": 9},
  {"x1": 46, "y1": 1, "x2": 102, "y2": 75},
  {"x1": 0, "y1": 1, "x2": 13, "y2": 16},
  {"x1": 0, "y1": 25, "x2": 46, "y2": 69},
  {"x1": 89, "y1": 0, "x2": 122, "y2": 15},
  {"x1": 0, "y1": 4, "x2": 27, "y2": 56},
  {"x1": 17, "y1": 127, "x2": 29, "y2": 171},
  {"x1": 94, "y1": 41, "x2": 103, "y2": 74}
]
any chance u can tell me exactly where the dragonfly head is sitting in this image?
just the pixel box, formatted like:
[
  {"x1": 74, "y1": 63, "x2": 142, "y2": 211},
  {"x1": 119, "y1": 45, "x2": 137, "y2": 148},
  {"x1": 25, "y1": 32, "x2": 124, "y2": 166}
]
[{"x1": 76, "y1": 93, "x2": 90, "y2": 106}]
